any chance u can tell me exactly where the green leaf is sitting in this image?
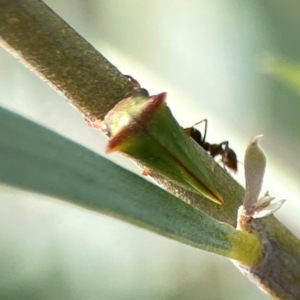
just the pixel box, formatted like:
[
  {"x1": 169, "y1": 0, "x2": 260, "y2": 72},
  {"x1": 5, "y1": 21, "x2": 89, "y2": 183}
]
[
  {"x1": 0, "y1": 106, "x2": 261, "y2": 266},
  {"x1": 105, "y1": 91, "x2": 224, "y2": 204}
]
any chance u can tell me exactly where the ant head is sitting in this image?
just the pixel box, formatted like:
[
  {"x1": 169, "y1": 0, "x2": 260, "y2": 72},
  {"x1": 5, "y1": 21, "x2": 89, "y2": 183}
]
[
  {"x1": 186, "y1": 127, "x2": 203, "y2": 145},
  {"x1": 184, "y1": 119, "x2": 207, "y2": 145}
]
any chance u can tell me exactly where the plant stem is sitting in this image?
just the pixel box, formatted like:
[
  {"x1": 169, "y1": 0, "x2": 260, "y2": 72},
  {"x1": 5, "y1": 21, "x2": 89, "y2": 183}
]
[
  {"x1": 0, "y1": 0, "x2": 131, "y2": 121},
  {"x1": 1, "y1": 1, "x2": 300, "y2": 298}
]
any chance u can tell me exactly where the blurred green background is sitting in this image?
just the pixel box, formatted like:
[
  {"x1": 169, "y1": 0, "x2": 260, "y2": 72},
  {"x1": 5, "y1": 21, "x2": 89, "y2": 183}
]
[{"x1": 1, "y1": 1, "x2": 300, "y2": 299}]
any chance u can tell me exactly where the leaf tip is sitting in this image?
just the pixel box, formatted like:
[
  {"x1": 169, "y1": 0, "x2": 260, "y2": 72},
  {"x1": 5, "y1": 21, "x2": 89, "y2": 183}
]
[{"x1": 250, "y1": 134, "x2": 264, "y2": 145}]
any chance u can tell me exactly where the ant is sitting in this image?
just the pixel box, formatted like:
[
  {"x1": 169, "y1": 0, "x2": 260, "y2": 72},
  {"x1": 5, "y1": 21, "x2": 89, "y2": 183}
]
[{"x1": 184, "y1": 119, "x2": 238, "y2": 172}]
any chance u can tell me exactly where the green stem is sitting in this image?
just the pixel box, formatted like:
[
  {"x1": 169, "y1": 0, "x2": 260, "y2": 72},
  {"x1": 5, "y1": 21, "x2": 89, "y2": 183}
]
[
  {"x1": 1, "y1": 2, "x2": 300, "y2": 298},
  {"x1": 0, "y1": 0, "x2": 131, "y2": 121}
]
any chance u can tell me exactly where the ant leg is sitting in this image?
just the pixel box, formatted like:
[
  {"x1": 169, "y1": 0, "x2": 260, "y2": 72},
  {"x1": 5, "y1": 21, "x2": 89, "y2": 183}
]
[
  {"x1": 219, "y1": 141, "x2": 229, "y2": 152},
  {"x1": 213, "y1": 141, "x2": 229, "y2": 169},
  {"x1": 218, "y1": 141, "x2": 238, "y2": 172}
]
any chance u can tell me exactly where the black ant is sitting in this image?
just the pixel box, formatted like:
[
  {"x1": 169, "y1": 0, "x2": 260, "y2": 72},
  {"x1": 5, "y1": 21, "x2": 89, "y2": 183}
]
[{"x1": 184, "y1": 119, "x2": 238, "y2": 172}]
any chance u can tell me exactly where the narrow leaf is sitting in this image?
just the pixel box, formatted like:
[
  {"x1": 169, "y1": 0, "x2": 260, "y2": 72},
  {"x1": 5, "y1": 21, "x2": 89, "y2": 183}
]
[{"x1": 0, "y1": 106, "x2": 261, "y2": 265}]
